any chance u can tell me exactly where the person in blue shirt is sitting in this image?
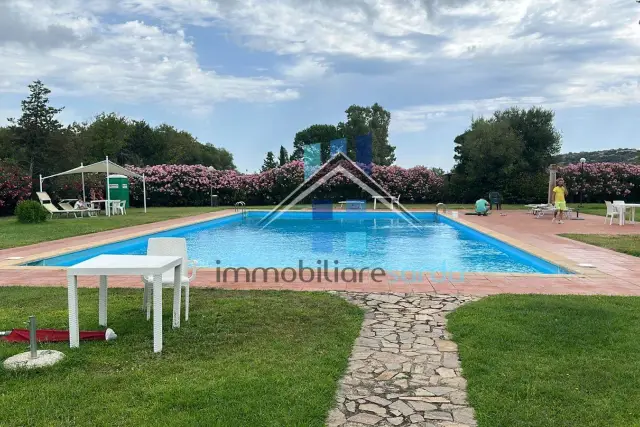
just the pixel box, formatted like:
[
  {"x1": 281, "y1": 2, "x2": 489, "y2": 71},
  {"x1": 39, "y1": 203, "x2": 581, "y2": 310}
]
[{"x1": 475, "y1": 198, "x2": 490, "y2": 216}]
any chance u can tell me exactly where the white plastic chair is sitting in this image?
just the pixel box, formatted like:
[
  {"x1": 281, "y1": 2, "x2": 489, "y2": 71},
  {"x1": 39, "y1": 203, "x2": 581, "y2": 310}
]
[
  {"x1": 613, "y1": 201, "x2": 628, "y2": 224},
  {"x1": 113, "y1": 200, "x2": 126, "y2": 215},
  {"x1": 390, "y1": 195, "x2": 401, "y2": 210},
  {"x1": 142, "y1": 238, "x2": 197, "y2": 321},
  {"x1": 605, "y1": 201, "x2": 621, "y2": 225}
]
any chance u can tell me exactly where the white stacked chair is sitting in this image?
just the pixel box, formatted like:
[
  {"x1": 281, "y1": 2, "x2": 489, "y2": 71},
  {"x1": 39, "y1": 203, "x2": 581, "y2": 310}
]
[
  {"x1": 604, "y1": 201, "x2": 621, "y2": 225},
  {"x1": 142, "y1": 238, "x2": 198, "y2": 321},
  {"x1": 113, "y1": 200, "x2": 127, "y2": 215}
]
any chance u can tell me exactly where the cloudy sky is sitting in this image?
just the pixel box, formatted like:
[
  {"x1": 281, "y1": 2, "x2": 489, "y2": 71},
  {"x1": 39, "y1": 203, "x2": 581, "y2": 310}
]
[{"x1": 1, "y1": 0, "x2": 638, "y2": 172}]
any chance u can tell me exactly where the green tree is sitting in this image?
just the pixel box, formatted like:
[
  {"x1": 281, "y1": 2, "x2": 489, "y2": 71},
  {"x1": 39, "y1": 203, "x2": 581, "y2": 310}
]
[
  {"x1": 430, "y1": 167, "x2": 445, "y2": 176},
  {"x1": 85, "y1": 113, "x2": 130, "y2": 161},
  {"x1": 8, "y1": 80, "x2": 64, "y2": 177},
  {"x1": 155, "y1": 124, "x2": 199, "y2": 165},
  {"x1": 451, "y1": 118, "x2": 524, "y2": 201},
  {"x1": 338, "y1": 103, "x2": 395, "y2": 165},
  {"x1": 291, "y1": 124, "x2": 341, "y2": 162},
  {"x1": 492, "y1": 106, "x2": 561, "y2": 172},
  {"x1": 1, "y1": 81, "x2": 239, "y2": 179},
  {"x1": 453, "y1": 131, "x2": 470, "y2": 166},
  {"x1": 262, "y1": 151, "x2": 278, "y2": 171},
  {"x1": 451, "y1": 106, "x2": 562, "y2": 202},
  {"x1": 278, "y1": 145, "x2": 289, "y2": 166},
  {"x1": 464, "y1": 118, "x2": 523, "y2": 189},
  {"x1": 121, "y1": 120, "x2": 166, "y2": 165},
  {"x1": 49, "y1": 123, "x2": 91, "y2": 171},
  {"x1": 201, "y1": 143, "x2": 235, "y2": 170},
  {"x1": 0, "y1": 126, "x2": 17, "y2": 162}
]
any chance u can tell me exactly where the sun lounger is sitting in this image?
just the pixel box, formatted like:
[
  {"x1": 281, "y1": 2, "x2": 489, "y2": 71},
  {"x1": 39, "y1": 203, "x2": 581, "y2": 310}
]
[
  {"x1": 59, "y1": 202, "x2": 99, "y2": 217},
  {"x1": 36, "y1": 192, "x2": 79, "y2": 218},
  {"x1": 533, "y1": 204, "x2": 573, "y2": 220}
]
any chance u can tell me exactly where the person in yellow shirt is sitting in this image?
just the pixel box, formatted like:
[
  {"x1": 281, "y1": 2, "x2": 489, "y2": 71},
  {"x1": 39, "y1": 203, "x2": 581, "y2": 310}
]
[{"x1": 551, "y1": 178, "x2": 568, "y2": 224}]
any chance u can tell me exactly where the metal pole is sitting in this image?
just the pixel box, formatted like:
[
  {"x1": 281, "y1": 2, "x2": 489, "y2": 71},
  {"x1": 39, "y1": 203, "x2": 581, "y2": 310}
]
[
  {"x1": 142, "y1": 174, "x2": 147, "y2": 213},
  {"x1": 579, "y1": 163, "x2": 584, "y2": 207},
  {"x1": 105, "y1": 156, "x2": 111, "y2": 217},
  {"x1": 39, "y1": 174, "x2": 43, "y2": 192},
  {"x1": 29, "y1": 315, "x2": 37, "y2": 359},
  {"x1": 81, "y1": 162, "x2": 86, "y2": 202}
]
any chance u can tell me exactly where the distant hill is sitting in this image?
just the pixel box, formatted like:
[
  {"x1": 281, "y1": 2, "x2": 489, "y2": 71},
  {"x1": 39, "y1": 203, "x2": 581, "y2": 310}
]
[{"x1": 554, "y1": 148, "x2": 639, "y2": 165}]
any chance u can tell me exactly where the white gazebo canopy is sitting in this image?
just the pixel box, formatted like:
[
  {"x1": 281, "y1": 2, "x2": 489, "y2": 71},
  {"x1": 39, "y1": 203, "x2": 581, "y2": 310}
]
[{"x1": 40, "y1": 156, "x2": 146, "y2": 216}]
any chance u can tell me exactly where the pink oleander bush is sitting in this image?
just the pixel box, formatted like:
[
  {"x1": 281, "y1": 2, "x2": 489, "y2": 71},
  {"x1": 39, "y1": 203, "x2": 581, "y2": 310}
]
[
  {"x1": 0, "y1": 164, "x2": 32, "y2": 215},
  {"x1": 4, "y1": 160, "x2": 636, "y2": 214},
  {"x1": 559, "y1": 162, "x2": 640, "y2": 202},
  {"x1": 126, "y1": 161, "x2": 444, "y2": 207}
]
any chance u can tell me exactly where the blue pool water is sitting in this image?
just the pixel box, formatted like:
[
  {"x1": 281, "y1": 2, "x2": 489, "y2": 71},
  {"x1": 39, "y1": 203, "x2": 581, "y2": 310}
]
[
  {"x1": 28, "y1": 212, "x2": 567, "y2": 274},
  {"x1": 26, "y1": 211, "x2": 568, "y2": 274}
]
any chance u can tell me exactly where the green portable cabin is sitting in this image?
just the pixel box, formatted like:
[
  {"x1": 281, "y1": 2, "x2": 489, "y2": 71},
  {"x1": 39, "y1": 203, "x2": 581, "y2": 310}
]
[{"x1": 107, "y1": 174, "x2": 130, "y2": 208}]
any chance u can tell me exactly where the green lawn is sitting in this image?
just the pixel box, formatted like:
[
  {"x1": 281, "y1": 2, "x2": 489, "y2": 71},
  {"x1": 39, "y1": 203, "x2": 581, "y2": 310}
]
[
  {"x1": 0, "y1": 207, "x2": 226, "y2": 249},
  {"x1": 573, "y1": 203, "x2": 607, "y2": 216},
  {"x1": 448, "y1": 295, "x2": 640, "y2": 427},
  {"x1": 561, "y1": 234, "x2": 640, "y2": 257},
  {"x1": 0, "y1": 287, "x2": 362, "y2": 427}
]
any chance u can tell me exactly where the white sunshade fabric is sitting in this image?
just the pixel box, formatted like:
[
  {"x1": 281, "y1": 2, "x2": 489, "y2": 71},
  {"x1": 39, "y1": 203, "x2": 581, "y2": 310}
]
[
  {"x1": 43, "y1": 160, "x2": 141, "y2": 180},
  {"x1": 41, "y1": 157, "x2": 147, "y2": 216}
]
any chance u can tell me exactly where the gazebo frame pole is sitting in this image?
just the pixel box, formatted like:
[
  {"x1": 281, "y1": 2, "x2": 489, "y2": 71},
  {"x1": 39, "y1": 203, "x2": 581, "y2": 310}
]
[
  {"x1": 80, "y1": 162, "x2": 86, "y2": 202},
  {"x1": 106, "y1": 156, "x2": 111, "y2": 217},
  {"x1": 548, "y1": 164, "x2": 557, "y2": 205},
  {"x1": 143, "y1": 174, "x2": 147, "y2": 213}
]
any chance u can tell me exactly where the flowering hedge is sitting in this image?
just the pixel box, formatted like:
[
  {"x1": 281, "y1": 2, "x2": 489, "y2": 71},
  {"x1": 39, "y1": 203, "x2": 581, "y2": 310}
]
[
  {"x1": 4, "y1": 160, "x2": 637, "y2": 214},
  {"x1": 559, "y1": 162, "x2": 640, "y2": 202},
  {"x1": 0, "y1": 164, "x2": 32, "y2": 215},
  {"x1": 126, "y1": 162, "x2": 444, "y2": 207}
]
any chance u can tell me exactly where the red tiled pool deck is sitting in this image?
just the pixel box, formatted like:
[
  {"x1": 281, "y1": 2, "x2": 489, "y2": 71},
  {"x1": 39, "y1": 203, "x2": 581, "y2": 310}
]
[{"x1": 1, "y1": 209, "x2": 639, "y2": 296}]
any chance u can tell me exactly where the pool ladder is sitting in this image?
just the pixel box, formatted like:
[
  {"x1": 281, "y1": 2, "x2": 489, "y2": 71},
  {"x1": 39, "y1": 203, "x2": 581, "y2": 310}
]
[
  {"x1": 435, "y1": 203, "x2": 447, "y2": 221},
  {"x1": 235, "y1": 201, "x2": 247, "y2": 218}
]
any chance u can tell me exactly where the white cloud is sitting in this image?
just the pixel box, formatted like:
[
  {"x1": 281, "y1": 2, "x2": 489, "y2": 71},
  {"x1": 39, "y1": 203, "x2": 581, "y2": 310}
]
[
  {"x1": 113, "y1": 0, "x2": 431, "y2": 61},
  {"x1": 100, "y1": 0, "x2": 640, "y2": 115},
  {"x1": 280, "y1": 56, "x2": 330, "y2": 81},
  {"x1": 391, "y1": 68, "x2": 640, "y2": 133},
  {"x1": 1, "y1": 0, "x2": 639, "y2": 123},
  {"x1": 0, "y1": 0, "x2": 299, "y2": 113},
  {"x1": 391, "y1": 97, "x2": 547, "y2": 133}
]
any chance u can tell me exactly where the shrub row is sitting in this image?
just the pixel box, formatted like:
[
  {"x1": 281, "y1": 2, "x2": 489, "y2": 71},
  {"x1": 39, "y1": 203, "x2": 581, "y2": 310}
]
[
  {"x1": 3, "y1": 161, "x2": 638, "y2": 213},
  {"x1": 125, "y1": 162, "x2": 445, "y2": 206},
  {"x1": 558, "y1": 162, "x2": 640, "y2": 202},
  {"x1": 0, "y1": 164, "x2": 32, "y2": 215}
]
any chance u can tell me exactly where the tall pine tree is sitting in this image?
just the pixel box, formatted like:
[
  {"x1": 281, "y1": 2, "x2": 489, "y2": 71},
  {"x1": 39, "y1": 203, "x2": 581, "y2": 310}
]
[
  {"x1": 261, "y1": 151, "x2": 278, "y2": 171},
  {"x1": 278, "y1": 145, "x2": 289, "y2": 166},
  {"x1": 8, "y1": 80, "x2": 64, "y2": 178}
]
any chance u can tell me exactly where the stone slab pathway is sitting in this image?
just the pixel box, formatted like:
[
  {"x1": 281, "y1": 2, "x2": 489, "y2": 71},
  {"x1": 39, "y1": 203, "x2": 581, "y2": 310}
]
[{"x1": 327, "y1": 292, "x2": 478, "y2": 427}]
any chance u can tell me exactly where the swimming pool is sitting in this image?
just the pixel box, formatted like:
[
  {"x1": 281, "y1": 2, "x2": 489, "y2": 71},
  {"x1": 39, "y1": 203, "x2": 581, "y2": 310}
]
[{"x1": 25, "y1": 211, "x2": 569, "y2": 274}]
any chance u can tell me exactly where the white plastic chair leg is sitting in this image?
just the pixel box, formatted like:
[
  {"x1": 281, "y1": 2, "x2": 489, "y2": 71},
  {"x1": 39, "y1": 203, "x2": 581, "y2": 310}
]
[
  {"x1": 142, "y1": 284, "x2": 148, "y2": 311},
  {"x1": 99, "y1": 275, "x2": 108, "y2": 327},
  {"x1": 184, "y1": 285, "x2": 189, "y2": 321},
  {"x1": 146, "y1": 285, "x2": 152, "y2": 321}
]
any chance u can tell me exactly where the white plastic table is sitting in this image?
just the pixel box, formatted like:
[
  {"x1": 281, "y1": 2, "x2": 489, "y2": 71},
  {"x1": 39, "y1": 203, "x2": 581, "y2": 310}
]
[
  {"x1": 67, "y1": 254, "x2": 183, "y2": 353},
  {"x1": 90, "y1": 200, "x2": 120, "y2": 216},
  {"x1": 619, "y1": 203, "x2": 640, "y2": 225},
  {"x1": 372, "y1": 196, "x2": 397, "y2": 210},
  {"x1": 338, "y1": 200, "x2": 366, "y2": 210}
]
